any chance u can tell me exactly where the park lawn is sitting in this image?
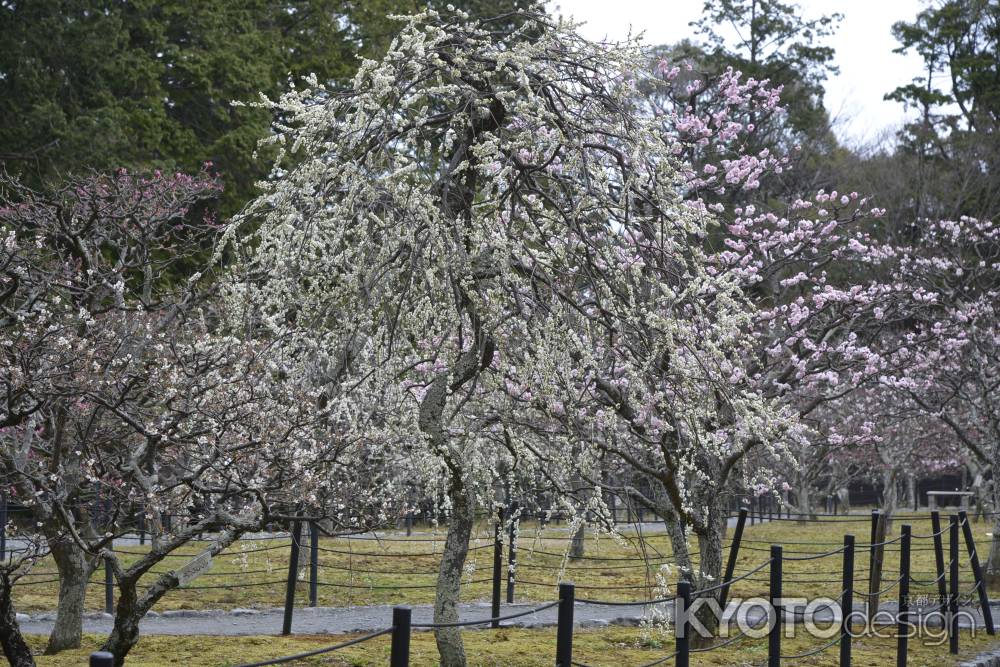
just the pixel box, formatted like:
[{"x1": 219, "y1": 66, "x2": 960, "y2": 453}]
[
  {"x1": 12, "y1": 511, "x2": 998, "y2": 613},
  {"x1": 27, "y1": 626, "x2": 1000, "y2": 666}
]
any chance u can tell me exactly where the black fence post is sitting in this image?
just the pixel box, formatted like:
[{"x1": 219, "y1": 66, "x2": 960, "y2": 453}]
[
  {"x1": 492, "y1": 508, "x2": 503, "y2": 628},
  {"x1": 869, "y1": 508, "x2": 888, "y2": 619},
  {"x1": 506, "y1": 504, "x2": 517, "y2": 604},
  {"x1": 390, "y1": 605, "x2": 411, "y2": 667},
  {"x1": 104, "y1": 555, "x2": 113, "y2": 615},
  {"x1": 309, "y1": 521, "x2": 319, "y2": 608},
  {"x1": 137, "y1": 510, "x2": 145, "y2": 546},
  {"x1": 840, "y1": 534, "x2": 854, "y2": 667},
  {"x1": 0, "y1": 492, "x2": 6, "y2": 561},
  {"x1": 897, "y1": 524, "x2": 911, "y2": 667},
  {"x1": 555, "y1": 582, "x2": 575, "y2": 667},
  {"x1": 868, "y1": 509, "x2": 879, "y2": 594},
  {"x1": 676, "y1": 580, "x2": 691, "y2": 667},
  {"x1": 405, "y1": 511, "x2": 413, "y2": 537},
  {"x1": 949, "y1": 515, "x2": 959, "y2": 654},
  {"x1": 719, "y1": 508, "x2": 748, "y2": 612},
  {"x1": 959, "y1": 510, "x2": 995, "y2": 635},
  {"x1": 930, "y1": 511, "x2": 948, "y2": 616},
  {"x1": 90, "y1": 651, "x2": 114, "y2": 666},
  {"x1": 282, "y1": 520, "x2": 302, "y2": 635},
  {"x1": 769, "y1": 545, "x2": 782, "y2": 667}
]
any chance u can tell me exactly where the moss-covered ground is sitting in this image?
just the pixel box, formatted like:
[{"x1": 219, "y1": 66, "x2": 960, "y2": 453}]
[{"x1": 26, "y1": 626, "x2": 1000, "y2": 666}]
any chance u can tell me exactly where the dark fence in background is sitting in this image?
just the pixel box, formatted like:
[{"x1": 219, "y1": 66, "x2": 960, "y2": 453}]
[{"x1": 82, "y1": 508, "x2": 996, "y2": 666}]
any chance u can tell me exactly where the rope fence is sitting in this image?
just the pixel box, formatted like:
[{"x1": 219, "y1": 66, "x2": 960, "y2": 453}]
[{"x1": 51, "y1": 504, "x2": 996, "y2": 666}]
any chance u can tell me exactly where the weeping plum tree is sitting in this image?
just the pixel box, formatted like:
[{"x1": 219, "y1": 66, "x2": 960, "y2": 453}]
[{"x1": 227, "y1": 9, "x2": 785, "y2": 664}]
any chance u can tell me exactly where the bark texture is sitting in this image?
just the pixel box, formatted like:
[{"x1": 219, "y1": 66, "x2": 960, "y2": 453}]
[
  {"x1": 102, "y1": 529, "x2": 242, "y2": 664},
  {"x1": 45, "y1": 539, "x2": 96, "y2": 653},
  {"x1": 433, "y1": 472, "x2": 474, "y2": 667},
  {"x1": 0, "y1": 576, "x2": 35, "y2": 667}
]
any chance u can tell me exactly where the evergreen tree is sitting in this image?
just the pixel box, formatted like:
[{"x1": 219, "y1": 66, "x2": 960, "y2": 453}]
[{"x1": 0, "y1": 1, "x2": 537, "y2": 213}]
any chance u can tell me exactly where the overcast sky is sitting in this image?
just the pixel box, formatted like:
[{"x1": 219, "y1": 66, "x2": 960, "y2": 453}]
[{"x1": 549, "y1": 0, "x2": 928, "y2": 148}]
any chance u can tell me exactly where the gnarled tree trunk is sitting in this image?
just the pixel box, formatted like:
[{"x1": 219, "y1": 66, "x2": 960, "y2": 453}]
[
  {"x1": 433, "y1": 470, "x2": 473, "y2": 667},
  {"x1": 0, "y1": 575, "x2": 35, "y2": 667},
  {"x1": 656, "y1": 491, "x2": 727, "y2": 640},
  {"x1": 45, "y1": 538, "x2": 97, "y2": 654},
  {"x1": 102, "y1": 528, "x2": 243, "y2": 664}
]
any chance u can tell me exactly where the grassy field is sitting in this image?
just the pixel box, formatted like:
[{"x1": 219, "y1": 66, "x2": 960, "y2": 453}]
[
  {"x1": 26, "y1": 626, "x2": 1000, "y2": 667},
  {"x1": 11, "y1": 511, "x2": 999, "y2": 613}
]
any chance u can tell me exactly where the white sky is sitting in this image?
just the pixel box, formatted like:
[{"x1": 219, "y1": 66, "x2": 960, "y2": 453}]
[{"x1": 549, "y1": 0, "x2": 929, "y2": 148}]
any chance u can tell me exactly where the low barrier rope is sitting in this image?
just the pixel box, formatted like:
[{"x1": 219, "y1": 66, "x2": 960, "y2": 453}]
[
  {"x1": 229, "y1": 627, "x2": 392, "y2": 667},
  {"x1": 410, "y1": 600, "x2": 559, "y2": 628}
]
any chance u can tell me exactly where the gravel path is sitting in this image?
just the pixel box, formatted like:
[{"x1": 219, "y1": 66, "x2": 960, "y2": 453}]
[
  {"x1": 19, "y1": 599, "x2": 997, "y2": 637},
  {"x1": 17, "y1": 601, "x2": 657, "y2": 636}
]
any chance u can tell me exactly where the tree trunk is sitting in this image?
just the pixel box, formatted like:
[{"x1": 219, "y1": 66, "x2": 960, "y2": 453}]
[
  {"x1": 101, "y1": 570, "x2": 146, "y2": 667},
  {"x1": 696, "y1": 506, "x2": 726, "y2": 590},
  {"x1": 569, "y1": 523, "x2": 585, "y2": 559},
  {"x1": 881, "y1": 469, "x2": 898, "y2": 536},
  {"x1": 433, "y1": 470, "x2": 473, "y2": 667},
  {"x1": 906, "y1": 474, "x2": 917, "y2": 511},
  {"x1": 795, "y1": 475, "x2": 815, "y2": 519},
  {"x1": 102, "y1": 529, "x2": 243, "y2": 664},
  {"x1": 986, "y1": 456, "x2": 1000, "y2": 586},
  {"x1": 45, "y1": 537, "x2": 96, "y2": 653},
  {"x1": 659, "y1": 496, "x2": 726, "y2": 639},
  {"x1": 0, "y1": 575, "x2": 35, "y2": 667}
]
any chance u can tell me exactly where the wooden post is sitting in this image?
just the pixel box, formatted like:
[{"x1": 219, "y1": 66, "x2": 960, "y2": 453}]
[
  {"x1": 492, "y1": 508, "x2": 503, "y2": 628},
  {"x1": 949, "y1": 515, "x2": 959, "y2": 654},
  {"x1": 282, "y1": 520, "x2": 302, "y2": 635},
  {"x1": 931, "y1": 511, "x2": 948, "y2": 615},
  {"x1": 390, "y1": 606, "x2": 411, "y2": 667},
  {"x1": 868, "y1": 509, "x2": 879, "y2": 587},
  {"x1": 309, "y1": 521, "x2": 319, "y2": 607},
  {"x1": 104, "y1": 555, "x2": 114, "y2": 615},
  {"x1": 676, "y1": 580, "x2": 691, "y2": 667},
  {"x1": 506, "y1": 504, "x2": 517, "y2": 604},
  {"x1": 868, "y1": 510, "x2": 886, "y2": 618},
  {"x1": 959, "y1": 510, "x2": 995, "y2": 635},
  {"x1": 768, "y1": 545, "x2": 782, "y2": 667},
  {"x1": 840, "y1": 534, "x2": 855, "y2": 667},
  {"x1": 90, "y1": 652, "x2": 114, "y2": 667},
  {"x1": 555, "y1": 583, "x2": 575, "y2": 667},
  {"x1": 897, "y1": 525, "x2": 911, "y2": 667},
  {"x1": 0, "y1": 493, "x2": 6, "y2": 561},
  {"x1": 719, "y1": 508, "x2": 748, "y2": 612}
]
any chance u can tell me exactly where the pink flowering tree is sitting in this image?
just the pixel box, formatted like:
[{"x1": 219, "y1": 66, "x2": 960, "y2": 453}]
[
  {"x1": 579, "y1": 58, "x2": 935, "y2": 588},
  {"x1": 876, "y1": 216, "x2": 1000, "y2": 583},
  {"x1": 809, "y1": 388, "x2": 962, "y2": 526}
]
